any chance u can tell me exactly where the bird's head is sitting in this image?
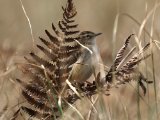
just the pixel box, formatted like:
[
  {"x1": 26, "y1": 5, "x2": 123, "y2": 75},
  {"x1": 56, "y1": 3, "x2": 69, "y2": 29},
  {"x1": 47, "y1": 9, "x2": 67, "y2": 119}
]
[{"x1": 77, "y1": 31, "x2": 102, "y2": 46}]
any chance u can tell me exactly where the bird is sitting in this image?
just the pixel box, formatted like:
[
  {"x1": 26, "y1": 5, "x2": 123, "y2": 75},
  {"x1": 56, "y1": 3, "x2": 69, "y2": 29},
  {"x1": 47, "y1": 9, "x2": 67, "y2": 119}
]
[{"x1": 68, "y1": 31, "x2": 103, "y2": 83}]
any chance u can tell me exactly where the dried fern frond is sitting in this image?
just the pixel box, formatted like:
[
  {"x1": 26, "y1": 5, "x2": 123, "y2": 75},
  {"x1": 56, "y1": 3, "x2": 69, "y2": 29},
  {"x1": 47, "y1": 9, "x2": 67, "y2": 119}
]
[
  {"x1": 120, "y1": 43, "x2": 150, "y2": 71},
  {"x1": 105, "y1": 36, "x2": 152, "y2": 95},
  {"x1": 106, "y1": 34, "x2": 134, "y2": 83},
  {"x1": 15, "y1": 0, "x2": 82, "y2": 119}
]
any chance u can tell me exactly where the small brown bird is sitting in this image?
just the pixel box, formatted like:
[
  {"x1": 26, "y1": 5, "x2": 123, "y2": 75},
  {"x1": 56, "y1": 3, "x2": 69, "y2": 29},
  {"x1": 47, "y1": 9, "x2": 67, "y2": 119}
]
[{"x1": 69, "y1": 31, "x2": 102, "y2": 82}]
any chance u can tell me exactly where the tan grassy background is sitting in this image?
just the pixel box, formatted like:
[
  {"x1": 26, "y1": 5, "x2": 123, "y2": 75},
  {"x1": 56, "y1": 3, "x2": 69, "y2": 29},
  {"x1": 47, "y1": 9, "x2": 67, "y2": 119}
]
[
  {"x1": 0, "y1": 0, "x2": 159, "y2": 61},
  {"x1": 0, "y1": 0, "x2": 160, "y2": 120}
]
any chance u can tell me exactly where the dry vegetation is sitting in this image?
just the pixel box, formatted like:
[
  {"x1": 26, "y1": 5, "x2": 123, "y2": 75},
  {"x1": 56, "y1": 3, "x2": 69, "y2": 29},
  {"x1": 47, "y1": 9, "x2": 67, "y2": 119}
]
[{"x1": 0, "y1": 0, "x2": 160, "y2": 120}]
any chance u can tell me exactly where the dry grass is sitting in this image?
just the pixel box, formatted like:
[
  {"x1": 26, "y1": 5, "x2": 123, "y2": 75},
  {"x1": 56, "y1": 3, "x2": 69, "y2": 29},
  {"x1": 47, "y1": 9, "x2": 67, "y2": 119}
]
[{"x1": 0, "y1": 0, "x2": 160, "y2": 120}]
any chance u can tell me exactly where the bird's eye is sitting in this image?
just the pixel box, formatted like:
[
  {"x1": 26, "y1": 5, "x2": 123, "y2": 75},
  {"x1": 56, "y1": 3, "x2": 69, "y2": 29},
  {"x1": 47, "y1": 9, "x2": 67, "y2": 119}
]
[{"x1": 86, "y1": 35, "x2": 90, "y2": 38}]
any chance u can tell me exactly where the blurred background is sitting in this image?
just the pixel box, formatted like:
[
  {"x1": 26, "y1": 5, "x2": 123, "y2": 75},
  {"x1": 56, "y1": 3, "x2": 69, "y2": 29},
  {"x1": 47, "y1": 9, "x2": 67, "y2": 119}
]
[
  {"x1": 0, "y1": 0, "x2": 159, "y2": 60},
  {"x1": 0, "y1": 0, "x2": 160, "y2": 119}
]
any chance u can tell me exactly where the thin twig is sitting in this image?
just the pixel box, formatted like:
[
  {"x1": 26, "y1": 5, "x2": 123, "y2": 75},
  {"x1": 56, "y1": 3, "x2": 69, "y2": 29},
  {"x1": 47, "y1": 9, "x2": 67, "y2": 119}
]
[{"x1": 19, "y1": 0, "x2": 35, "y2": 50}]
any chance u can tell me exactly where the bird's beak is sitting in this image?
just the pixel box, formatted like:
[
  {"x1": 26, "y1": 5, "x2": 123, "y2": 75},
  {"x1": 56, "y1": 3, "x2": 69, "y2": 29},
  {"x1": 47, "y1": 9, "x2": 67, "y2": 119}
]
[{"x1": 94, "y1": 33, "x2": 102, "y2": 37}]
